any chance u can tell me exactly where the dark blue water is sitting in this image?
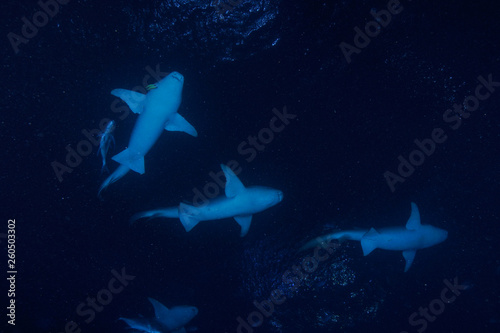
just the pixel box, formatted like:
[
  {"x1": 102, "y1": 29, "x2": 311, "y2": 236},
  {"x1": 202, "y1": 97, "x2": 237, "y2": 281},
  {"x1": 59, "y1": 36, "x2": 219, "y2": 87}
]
[{"x1": 1, "y1": 0, "x2": 499, "y2": 332}]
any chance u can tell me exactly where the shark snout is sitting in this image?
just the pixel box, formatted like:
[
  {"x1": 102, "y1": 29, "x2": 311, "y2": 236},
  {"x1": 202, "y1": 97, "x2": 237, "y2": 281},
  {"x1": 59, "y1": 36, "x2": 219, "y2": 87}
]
[
  {"x1": 441, "y1": 229, "x2": 448, "y2": 242},
  {"x1": 434, "y1": 228, "x2": 448, "y2": 245},
  {"x1": 170, "y1": 71, "x2": 184, "y2": 82},
  {"x1": 277, "y1": 191, "x2": 284, "y2": 202}
]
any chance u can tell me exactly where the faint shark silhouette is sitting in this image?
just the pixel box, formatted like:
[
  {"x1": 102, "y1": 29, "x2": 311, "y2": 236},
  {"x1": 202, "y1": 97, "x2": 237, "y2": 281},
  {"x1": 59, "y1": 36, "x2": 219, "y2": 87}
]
[
  {"x1": 119, "y1": 297, "x2": 198, "y2": 333},
  {"x1": 302, "y1": 202, "x2": 448, "y2": 272}
]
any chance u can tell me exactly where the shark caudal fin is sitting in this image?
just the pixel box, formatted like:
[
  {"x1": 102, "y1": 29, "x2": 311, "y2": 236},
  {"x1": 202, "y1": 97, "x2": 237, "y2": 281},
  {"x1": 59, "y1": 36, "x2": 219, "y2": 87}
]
[
  {"x1": 130, "y1": 207, "x2": 180, "y2": 225},
  {"x1": 299, "y1": 230, "x2": 365, "y2": 252},
  {"x1": 165, "y1": 113, "x2": 198, "y2": 137},
  {"x1": 111, "y1": 89, "x2": 146, "y2": 115},
  {"x1": 360, "y1": 228, "x2": 379, "y2": 256},
  {"x1": 112, "y1": 148, "x2": 145, "y2": 174},
  {"x1": 178, "y1": 203, "x2": 201, "y2": 232},
  {"x1": 98, "y1": 165, "x2": 130, "y2": 199},
  {"x1": 299, "y1": 236, "x2": 332, "y2": 252}
]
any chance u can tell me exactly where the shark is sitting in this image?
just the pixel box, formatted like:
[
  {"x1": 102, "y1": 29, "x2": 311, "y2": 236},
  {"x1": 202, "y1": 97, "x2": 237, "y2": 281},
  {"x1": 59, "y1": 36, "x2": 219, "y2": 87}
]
[
  {"x1": 130, "y1": 164, "x2": 283, "y2": 237},
  {"x1": 302, "y1": 202, "x2": 448, "y2": 272},
  {"x1": 98, "y1": 71, "x2": 197, "y2": 197},
  {"x1": 119, "y1": 297, "x2": 198, "y2": 333}
]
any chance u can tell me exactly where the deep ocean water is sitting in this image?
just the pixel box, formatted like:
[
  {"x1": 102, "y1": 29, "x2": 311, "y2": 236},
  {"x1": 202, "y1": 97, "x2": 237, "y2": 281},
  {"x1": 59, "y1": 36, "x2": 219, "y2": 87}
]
[{"x1": 1, "y1": 0, "x2": 500, "y2": 332}]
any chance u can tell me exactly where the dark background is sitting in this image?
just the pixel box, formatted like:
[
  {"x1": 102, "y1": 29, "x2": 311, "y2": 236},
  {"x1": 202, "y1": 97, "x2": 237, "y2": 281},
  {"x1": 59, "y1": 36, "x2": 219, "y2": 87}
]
[{"x1": 1, "y1": 0, "x2": 499, "y2": 332}]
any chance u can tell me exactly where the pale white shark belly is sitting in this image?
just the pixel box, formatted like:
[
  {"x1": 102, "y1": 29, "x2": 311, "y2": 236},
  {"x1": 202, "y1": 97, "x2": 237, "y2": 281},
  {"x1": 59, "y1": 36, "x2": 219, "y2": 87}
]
[
  {"x1": 127, "y1": 111, "x2": 172, "y2": 156},
  {"x1": 127, "y1": 91, "x2": 180, "y2": 155}
]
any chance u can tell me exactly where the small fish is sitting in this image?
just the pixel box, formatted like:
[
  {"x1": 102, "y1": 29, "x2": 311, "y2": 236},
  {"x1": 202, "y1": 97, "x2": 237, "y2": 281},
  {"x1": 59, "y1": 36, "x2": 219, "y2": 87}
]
[{"x1": 98, "y1": 120, "x2": 116, "y2": 174}]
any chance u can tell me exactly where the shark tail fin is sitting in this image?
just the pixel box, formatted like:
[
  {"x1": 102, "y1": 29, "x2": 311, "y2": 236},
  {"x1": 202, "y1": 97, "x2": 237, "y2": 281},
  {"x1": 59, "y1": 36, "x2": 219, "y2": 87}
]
[
  {"x1": 299, "y1": 237, "x2": 325, "y2": 252},
  {"x1": 130, "y1": 207, "x2": 180, "y2": 225},
  {"x1": 98, "y1": 165, "x2": 130, "y2": 199},
  {"x1": 360, "y1": 228, "x2": 379, "y2": 256},
  {"x1": 179, "y1": 203, "x2": 201, "y2": 232},
  {"x1": 112, "y1": 148, "x2": 145, "y2": 174},
  {"x1": 299, "y1": 232, "x2": 346, "y2": 252},
  {"x1": 299, "y1": 229, "x2": 362, "y2": 252}
]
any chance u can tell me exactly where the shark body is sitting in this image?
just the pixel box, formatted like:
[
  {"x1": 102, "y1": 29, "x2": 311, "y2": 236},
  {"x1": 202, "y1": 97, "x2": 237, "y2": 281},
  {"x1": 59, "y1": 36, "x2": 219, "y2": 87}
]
[
  {"x1": 131, "y1": 164, "x2": 283, "y2": 237},
  {"x1": 119, "y1": 297, "x2": 198, "y2": 333},
  {"x1": 303, "y1": 202, "x2": 448, "y2": 272},
  {"x1": 98, "y1": 71, "x2": 197, "y2": 197}
]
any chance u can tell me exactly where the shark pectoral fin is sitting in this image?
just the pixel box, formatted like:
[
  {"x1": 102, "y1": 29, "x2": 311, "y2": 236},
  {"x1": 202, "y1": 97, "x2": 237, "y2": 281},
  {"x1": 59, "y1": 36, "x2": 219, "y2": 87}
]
[
  {"x1": 220, "y1": 164, "x2": 246, "y2": 198},
  {"x1": 129, "y1": 207, "x2": 180, "y2": 225},
  {"x1": 234, "y1": 214, "x2": 253, "y2": 237},
  {"x1": 402, "y1": 250, "x2": 417, "y2": 272},
  {"x1": 360, "y1": 228, "x2": 379, "y2": 256},
  {"x1": 165, "y1": 113, "x2": 198, "y2": 137},
  {"x1": 98, "y1": 165, "x2": 130, "y2": 199},
  {"x1": 300, "y1": 235, "x2": 335, "y2": 252},
  {"x1": 118, "y1": 317, "x2": 131, "y2": 325},
  {"x1": 179, "y1": 203, "x2": 200, "y2": 232},
  {"x1": 111, "y1": 89, "x2": 146, "y2": 114},
  {"x1": 405, "y1": 202, "x2": 421, "y2": 230},
  {"x1": 112, "y1": 148, "x2": 145, "y2": 174}
]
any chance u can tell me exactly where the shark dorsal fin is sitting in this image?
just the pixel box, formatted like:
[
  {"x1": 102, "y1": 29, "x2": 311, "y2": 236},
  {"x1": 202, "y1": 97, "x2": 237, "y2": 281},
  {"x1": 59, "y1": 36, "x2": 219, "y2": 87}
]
[
  {"x1": 221, "y1": 164, "x2": 245, "y2": 198},
  {"x1": 405, "y1": 202, "x2": 421, "y2": 230},
  {"x1": 148, "y1": 297, "x2": 170, "y2": 322}
]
